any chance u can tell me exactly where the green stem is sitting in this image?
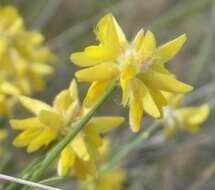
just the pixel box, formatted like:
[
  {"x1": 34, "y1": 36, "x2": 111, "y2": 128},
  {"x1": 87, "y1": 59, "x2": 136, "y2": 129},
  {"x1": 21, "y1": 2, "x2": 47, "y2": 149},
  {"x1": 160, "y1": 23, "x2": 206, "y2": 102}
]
[{"x1": 21, "y1": 80, "x2": 117, "y2": 190}]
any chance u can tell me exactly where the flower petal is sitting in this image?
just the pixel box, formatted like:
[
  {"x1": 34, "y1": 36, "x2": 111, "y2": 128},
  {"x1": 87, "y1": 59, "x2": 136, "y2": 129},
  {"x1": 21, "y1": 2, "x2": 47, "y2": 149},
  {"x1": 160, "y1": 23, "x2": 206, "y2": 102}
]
[
  {"x1": 83, "y1": 80, "x2": 111, "y2": 107},
  {"x1": 75, "y1": 62, "x2": 118, "y2": 82},
  {"x1": 129, "y1": 94, "x2": 144, "y2": 132},
  {"x1": 89, "y1": 117, "x2": 124, "y2": 133},
  {"x1": 27, "y1": 127, "x2": 58, "y2": 152},
  {"x1": 94, "y1": 13, "x2": 127, "y2": 54},
  {"x1": 57, "y1": 145, "x2": 76, "y2": 176},
  {"x1": 10, "y1": 117, "x2": 44, "y2": 130},
  {"x1": 131, "y1": 79, "x2": 161, "y2": 118},
  {"x1": 132, "y1": 29, "x2": 144, "y2": 50},
  {"x1": 39, "y1": 110, "x2": 63, "y2": 129},
  {"x1": 138, "y1": 30, "x2": 156, "y2": 60},
  {"x1": 0, "y1": 81, "x2": 20, "y2": 95},
  {"x1": 139, "y1": 70, "x2": 193, "y2": 93},
  {"x1": 156, "y1": 34, "x2": 186, "y2": 63},
  {"x1": 19, "y1": 96, "x2": 52, "y2": 115},
  {"x1": 71, "y1": 134, "x2": 90, "y2": 161},
  {"x1": 70, "y1": 52, "x2": 100, "y2": 67},
  {"x1": 13, "y1": 128, "x2": 41, "y2": 147}
]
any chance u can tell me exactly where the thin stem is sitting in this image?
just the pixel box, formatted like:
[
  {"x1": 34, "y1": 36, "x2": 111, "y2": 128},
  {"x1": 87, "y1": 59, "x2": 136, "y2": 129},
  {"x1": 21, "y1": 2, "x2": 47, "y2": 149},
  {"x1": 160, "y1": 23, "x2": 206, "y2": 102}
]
[{"x1": 21, "y1": 80, "x2": 117, "y2": 190}]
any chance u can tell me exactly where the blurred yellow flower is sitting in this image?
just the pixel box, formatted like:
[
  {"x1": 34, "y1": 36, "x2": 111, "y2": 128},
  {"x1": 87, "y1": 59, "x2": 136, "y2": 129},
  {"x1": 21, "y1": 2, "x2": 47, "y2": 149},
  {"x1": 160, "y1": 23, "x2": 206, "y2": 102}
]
[
  {"x1": 0, "y1": 5, "x2": 55, "y2": 105},
  {"x1": 84, "y1": 138, "x2": 126, "y2": 190},
  {"x1": 10, "y1": 80, "x2": 124, "y2": 178},
  {"x1": 70, "y1": 13, "x2": 193, "y2": 132},
  {"x1": 87, "y1": 168, "x2": 126, "y2": 190},
  {"x1": 162, "y1": 94, "x2": 209, "y2": 136},
  {"x1": 0, "y1": 6, "x2": 55, "y2": 94}
]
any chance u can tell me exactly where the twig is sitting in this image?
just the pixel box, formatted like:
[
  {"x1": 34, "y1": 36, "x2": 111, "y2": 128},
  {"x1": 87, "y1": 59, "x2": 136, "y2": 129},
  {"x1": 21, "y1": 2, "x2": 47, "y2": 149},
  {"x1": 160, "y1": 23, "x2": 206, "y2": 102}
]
[{"x1": 0, "y1": 174, "x2": 61, "y2": 190}]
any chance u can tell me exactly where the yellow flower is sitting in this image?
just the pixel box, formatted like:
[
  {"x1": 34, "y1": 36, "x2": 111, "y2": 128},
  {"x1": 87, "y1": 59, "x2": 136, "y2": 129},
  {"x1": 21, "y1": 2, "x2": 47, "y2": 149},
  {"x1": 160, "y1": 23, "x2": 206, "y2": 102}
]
[
  {"x1": 10, "y1": 80, "x2": 124, "y2": 178},
  {"x1": 56, "y1": 81, "x2": 124, "y2": 178},
  {"x1": 0, "y1": 6, "x2": 55, "y2": 95},
  {"x1": 87, "y1": 168, "x2": 126, "y2": 190},
  {"x1": 162, "y1": 94, "x2": 209, "y2": 136},
  {"x1": 70, "y1": 13, "x2": 193, "y2": 132}
]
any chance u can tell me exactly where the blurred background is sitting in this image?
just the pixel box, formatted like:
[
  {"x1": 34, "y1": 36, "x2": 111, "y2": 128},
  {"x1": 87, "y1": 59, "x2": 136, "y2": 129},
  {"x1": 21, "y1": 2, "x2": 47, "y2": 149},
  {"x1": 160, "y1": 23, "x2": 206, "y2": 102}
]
[{"x1": 1, "y1": 0, "x2": 215, "y2": 189}]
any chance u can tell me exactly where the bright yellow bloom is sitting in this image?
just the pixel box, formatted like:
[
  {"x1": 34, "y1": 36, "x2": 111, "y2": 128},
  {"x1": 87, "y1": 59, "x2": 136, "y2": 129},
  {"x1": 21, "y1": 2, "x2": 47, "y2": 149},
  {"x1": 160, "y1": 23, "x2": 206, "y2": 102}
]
[
  {"x1": 70, "y1": 13, "x2": 193, "y2": 132},
  {"x1": 0, "y1": 6, "x2": 55, "y2": 95},
  {"x1": 162, "y1": 94, "x2": 209, "y2": 136},
  {"x1": 10, "y1": 80, "x2": 124, "y2": 178}
]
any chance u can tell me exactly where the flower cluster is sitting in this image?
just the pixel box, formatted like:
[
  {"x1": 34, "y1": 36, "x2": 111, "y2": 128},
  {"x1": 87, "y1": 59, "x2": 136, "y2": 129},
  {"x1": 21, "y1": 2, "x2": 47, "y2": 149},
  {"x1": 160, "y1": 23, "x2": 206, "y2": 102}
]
[
  {"x1": 9, "y1": 12, "x2": 210, "y2": 187},
  {"x1": 0, "y1": 6, "x2": 55, "y2": 117},
  {"x1": 71, "y1": 13, "x2": 193, "y2": 132},
  {"x1": 10, "y1": 80, "x2": 124, "y2": 178}
]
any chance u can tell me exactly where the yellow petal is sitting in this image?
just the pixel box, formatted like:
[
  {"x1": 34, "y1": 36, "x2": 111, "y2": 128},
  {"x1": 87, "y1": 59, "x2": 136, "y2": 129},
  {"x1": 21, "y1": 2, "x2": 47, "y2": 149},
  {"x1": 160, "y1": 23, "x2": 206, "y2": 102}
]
[
  {"x1": 85, "y1": 45, "x2": 116, "y2": 61},
  {"x1": 27, "y1": 127, "x2": 58, "y2": 152},
  {"x1": 177, "y1": 104, "x2": 209, "y2": 125},
  {"x1": 75, "y1": 63, "x2": 118, "y2": 82},
  {"x1": 13, "y1": 128, "x2": 41, "y2": 147},
  {"x1": 150, "y1": 63, "x2": 171, "y2": 75},
  {"x1": 90, "y1": 117, "x2": 124, "y2": 133},
  {"x1": 131, "y1": 79, "x2": 161, "y2": 118},
  {"x1": 71, "y1": 134, "x2": 90, "y2": 161},
  {"x1": 139, "y1": 70, "x2": 193, "y2": 93},
  {"x1": 149, "y1": 89, "x2": 167, "y2": 117},
  {"x1": 10, "y1": 117, "x2": 44, "y2": 130},
  {"x1": 138, "y1": 30, "x2": 156, "y2": 60},
  {"x1": 31, "y1": 63, "x2": 53, "y2": 75},
  {"x1": 39, "y1": 110, "x2": 63, "y2": 129},
  {"x1": 57, "y1": 145, "x2": 76, "y2": 176},
  {"x1": 19, "y1": 96, "x2": 52, "y2": 115},
  {"x1": 132, "y1": 29, "x2": 144, "y2": 50},
  {"x1": 129, "y1": 94, "x2": 144, "y2": 132},
  {"x1": 68, "y1": 79, "x2": 79, "y2": 102},
  {"x1": 94, "y1": 13, "x2": 127, "y2": 54},
  {"x1": 83, "y1": 80, "x2": 111, "y2": 107},
  {"x1": 120, "y1": 76, "x2": 130, "y2": 107},
  {"x1": 0, "y1": 81, "x2": 20, "y2": 95},
  {"x1": 156, "y1": 34, "x2": 186, "y2": 63},
  {"x1": 70, "y1": 52, "x2": 100, "y2": 67},
  {"x1": 84, "y1": 127, "x2": 103, "y2": 147},
  {"x1": 54, "y1": 90, "x2": 72, "y2": 113}
]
